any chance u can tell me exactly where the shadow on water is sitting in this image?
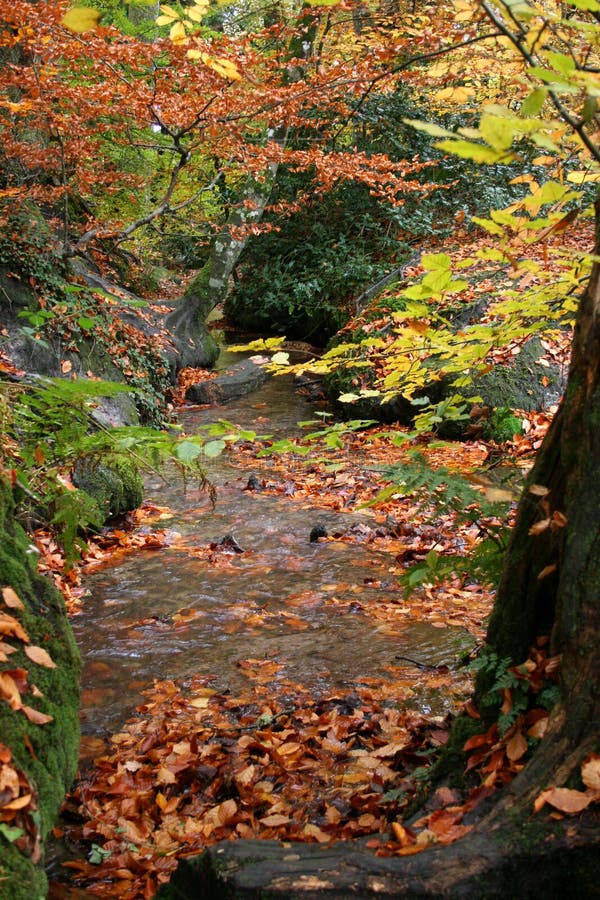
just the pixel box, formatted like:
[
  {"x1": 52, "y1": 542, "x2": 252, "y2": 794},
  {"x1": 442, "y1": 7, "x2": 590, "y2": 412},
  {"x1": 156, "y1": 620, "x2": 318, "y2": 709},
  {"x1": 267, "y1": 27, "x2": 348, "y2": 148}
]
[{"x1": 73, "y1": 372, "x2": 473, "y2": 743}]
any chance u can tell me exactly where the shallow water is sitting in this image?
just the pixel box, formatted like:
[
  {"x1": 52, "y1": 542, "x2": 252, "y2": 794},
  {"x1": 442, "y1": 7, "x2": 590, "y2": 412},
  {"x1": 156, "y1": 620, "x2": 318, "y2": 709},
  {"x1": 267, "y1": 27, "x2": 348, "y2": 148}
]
[{"x1": 73, "y1": 370, "x2": 471, "y2": 742}]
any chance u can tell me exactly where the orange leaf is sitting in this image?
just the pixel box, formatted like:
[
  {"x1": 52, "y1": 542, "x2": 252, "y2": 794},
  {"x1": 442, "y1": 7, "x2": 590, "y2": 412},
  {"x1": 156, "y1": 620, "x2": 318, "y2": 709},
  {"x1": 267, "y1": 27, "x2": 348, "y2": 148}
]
[
  {"x1": 21, "y1": 705, "x2": 53, "y2": 725},
  {"x1": 2, "y1": 587, "x2": 24, "y2": 610},
  {"x1": 24, "y1": 645, "x2": 57, "y2": 668},
  {"x1": 581, "y1": 756, "x2": 600, "y2": 792},
  {"x1": 0, "y1": 612, "x2": 29, "y2": 643},
  {"x1": 0, "y1": 673, "x2": 22, "y2": 710},
  {"x1": 539, "y1": 787, "x2": 594, "y2": 815}
]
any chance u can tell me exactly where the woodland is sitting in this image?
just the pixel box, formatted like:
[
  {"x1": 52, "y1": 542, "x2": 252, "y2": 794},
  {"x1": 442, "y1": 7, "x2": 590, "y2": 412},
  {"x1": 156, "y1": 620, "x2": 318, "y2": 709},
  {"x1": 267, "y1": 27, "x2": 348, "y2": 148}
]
[{"x1": 0, "y1": 0, "x2": 600, "y2": 897}]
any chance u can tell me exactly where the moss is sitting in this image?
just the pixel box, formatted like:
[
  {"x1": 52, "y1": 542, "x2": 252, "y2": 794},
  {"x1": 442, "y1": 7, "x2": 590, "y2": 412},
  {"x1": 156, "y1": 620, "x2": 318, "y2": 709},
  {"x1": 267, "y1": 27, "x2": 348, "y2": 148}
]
[
  {"x1": 0, "y1": 478, "x2": 81, "y2": 897},
  {"x1": 426, "y1": 714, "x2": 483, "y2": 788},
  {"x1": 484, "y1": 407, "x2": 524, "y2": 443},
  {"x1": 73, "y1": 453, "x2": 144, "y2": 520}
]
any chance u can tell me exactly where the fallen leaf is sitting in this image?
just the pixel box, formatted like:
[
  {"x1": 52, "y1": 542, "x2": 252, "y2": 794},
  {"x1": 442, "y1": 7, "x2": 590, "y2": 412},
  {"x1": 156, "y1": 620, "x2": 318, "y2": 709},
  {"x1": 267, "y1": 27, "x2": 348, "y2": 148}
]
[
  {"x1": 581, "y1": 756, "x2": 600, "y2": 792},
  {"x1": 2, "y1": 587, "x2": 24, "y2": 610},
  {"x1": 537, "y1": 786, "x2": 594, "y2": 815},
  {"x1": 21, "y1": 705, "x2": 53, "y2": 725},
  {"x1": 24, "y1": 645, "x2": 57, "y2": 668}
]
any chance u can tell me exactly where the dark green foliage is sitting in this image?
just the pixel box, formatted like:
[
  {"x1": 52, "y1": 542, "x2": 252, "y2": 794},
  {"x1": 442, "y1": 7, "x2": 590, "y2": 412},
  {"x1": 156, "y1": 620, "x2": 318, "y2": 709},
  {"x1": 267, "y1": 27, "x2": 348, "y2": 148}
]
[{"x1": 225, "y1": 182, "x2": 402, "y2": 343}]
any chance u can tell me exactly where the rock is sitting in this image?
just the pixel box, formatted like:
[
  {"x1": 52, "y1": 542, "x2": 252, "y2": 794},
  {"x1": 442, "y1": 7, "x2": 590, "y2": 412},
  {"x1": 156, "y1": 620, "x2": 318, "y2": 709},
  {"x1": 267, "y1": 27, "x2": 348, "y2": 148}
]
[
  {"x1": 185, "y1": 358, "x2": 270, "y2": 405},
  {"x1": 73, "y1": 454, "x2": 144, "y2": 521},
  {"x1": 309, "y1": 524, "x2": 328, "y2": 542},
  {"x1": 327, "y1": 337, "x2": 565, "y2": 430}
]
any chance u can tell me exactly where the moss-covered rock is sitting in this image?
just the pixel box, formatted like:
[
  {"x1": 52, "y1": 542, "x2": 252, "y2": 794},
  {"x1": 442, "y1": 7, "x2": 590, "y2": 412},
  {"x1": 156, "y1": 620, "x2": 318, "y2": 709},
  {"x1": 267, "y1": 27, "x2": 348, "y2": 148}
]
[
  {"x1": 0, "y1": 477, "x2": 81, "y2": 897},
  {"x1": 73, "y1": 454, "x2": 144, "y2": 521}
]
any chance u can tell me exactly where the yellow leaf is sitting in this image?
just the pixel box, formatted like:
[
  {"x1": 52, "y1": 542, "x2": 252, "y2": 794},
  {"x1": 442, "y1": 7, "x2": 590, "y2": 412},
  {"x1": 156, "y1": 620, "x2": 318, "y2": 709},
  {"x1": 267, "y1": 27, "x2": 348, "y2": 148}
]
[
  {"x1": 156, "y1": 14, "x2": 177, "y2": 25},
  {"x1": 200, "y1": 52, "x2": 242, "y2": 81},
  {"x1": 2, "y1": 587, "x2": 24, "y2": 610},
  {"x1": 436, "y1": 86, "x2": 475, "y2": 104},
  {"x1": 186, "y1": 2, "x2": 210, "y2": 23},
  {"x1": 24, "y1": 645, "x2": 57, "y2": 669},
  {"x1": 61, "y1": 7, "x2": 101, "y2": 32},
  {"x1": 187, "y1": 49, "x2": 202, "y2": 59},
  {"x1": 159, "y1": 3, "x2": 180, "y2": 18},
  {"x1": 170, "y1": 20, "x2": 188, "y2": 44}
]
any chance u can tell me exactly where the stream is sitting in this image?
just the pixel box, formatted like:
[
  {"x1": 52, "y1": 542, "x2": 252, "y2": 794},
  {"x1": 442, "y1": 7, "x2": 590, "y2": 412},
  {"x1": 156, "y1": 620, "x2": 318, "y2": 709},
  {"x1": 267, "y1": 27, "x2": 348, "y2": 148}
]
[
  {"x1": 47, "y1": 357, "x2": 475, "y2": 891},
  {"x1": 73, "y1": 356, "x2": 472, "y2": 751}
]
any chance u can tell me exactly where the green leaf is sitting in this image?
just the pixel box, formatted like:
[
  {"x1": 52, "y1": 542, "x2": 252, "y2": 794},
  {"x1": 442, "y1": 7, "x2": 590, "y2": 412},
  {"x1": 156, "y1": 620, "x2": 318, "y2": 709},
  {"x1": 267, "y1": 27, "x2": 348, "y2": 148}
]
[
  {"x1": 478, "y1": 114, "x2": 514, "y2": 151},
  {"x1": 175, "y1": 440, "x2": 202, "y2": 463},
  {"x1": 421, "y1": 253, "x2": 452, "y2": 271},
  {"x1": 0, "y1": 823, "x2": 24, "y2": 843},
  {"x1": 520, "y1": 88, "x2": 547, "y2": 117},
  {"x1": 546, "y1": 52, "x2": 576, "y2": 76},
  {"x1": 435, "y1": 140, "x2": 515, "y2": 164},
  {"x1": 202, "y1": 439, "x2": 226, "y2": 458},
  {"x1": 403, "y1": 119, "x2": 456, "y2": 139}
]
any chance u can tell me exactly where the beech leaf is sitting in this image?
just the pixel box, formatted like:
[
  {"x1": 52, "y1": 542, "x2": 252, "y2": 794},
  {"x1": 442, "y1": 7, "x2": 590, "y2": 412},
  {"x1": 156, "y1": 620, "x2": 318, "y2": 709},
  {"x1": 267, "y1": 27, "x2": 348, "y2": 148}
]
[
  {"x1": 24, "y1": 645, "x2": 57, "y2": 668},
  {"x1": 2, "y1": 587, "x2": 24, "y2": 610}
]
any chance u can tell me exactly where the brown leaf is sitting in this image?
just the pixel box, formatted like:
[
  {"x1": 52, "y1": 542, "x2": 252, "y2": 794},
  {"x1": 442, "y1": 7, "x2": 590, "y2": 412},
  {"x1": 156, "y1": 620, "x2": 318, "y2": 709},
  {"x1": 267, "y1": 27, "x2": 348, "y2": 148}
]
[
  {"x1": 538, "y1": 787, "x2": 594, "y2": 815},
  {"x1": 528, "y1": 518, "x2": 551, "y2": 536},
  {"x1": 21, "y1": 705, "x2": 53, "y2": 725},
  {"x1": 24, "y1": 645, "x2": 57, "y2": 668},
  {"x1": 259, "y1": 813, "x2": 290, "y2": 827},
  {"x1": 2, "y1": 587, "x2": 24, "y2": 610},
  {"x1": 581, "y1": 756, "x2": 600, "y2": 792},
  {"x1": 506, "y1": 730, "x2": 528, "y2": 762}
]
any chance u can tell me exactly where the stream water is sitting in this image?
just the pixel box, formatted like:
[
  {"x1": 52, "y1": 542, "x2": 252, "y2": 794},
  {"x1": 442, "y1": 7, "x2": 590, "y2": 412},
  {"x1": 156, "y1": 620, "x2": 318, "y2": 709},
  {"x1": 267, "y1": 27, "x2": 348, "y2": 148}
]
[{"x1": 72, "y1": 356, "x2": 471, "y2": 753}]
